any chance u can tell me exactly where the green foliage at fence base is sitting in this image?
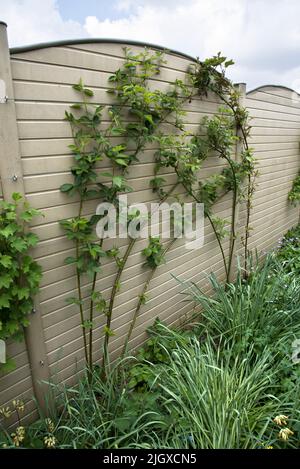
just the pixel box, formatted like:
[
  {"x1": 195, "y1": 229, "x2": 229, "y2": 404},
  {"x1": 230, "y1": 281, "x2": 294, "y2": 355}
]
[
  {"x1": 0, "y1": 194, "x2": 42, "y2": 368},
  {"x1": 1, "y1": 224, "x2": 299, "y2": 448}
]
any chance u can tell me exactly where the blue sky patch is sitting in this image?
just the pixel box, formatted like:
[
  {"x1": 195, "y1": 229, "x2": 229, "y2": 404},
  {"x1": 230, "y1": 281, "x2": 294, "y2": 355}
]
[{"x1": 57, "y1": 0, "x2": 124, "y2": 23}]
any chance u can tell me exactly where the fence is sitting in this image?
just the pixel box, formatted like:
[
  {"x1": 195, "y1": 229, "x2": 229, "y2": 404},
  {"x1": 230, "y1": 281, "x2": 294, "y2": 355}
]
[{"x1": 0, "y1": 22, "x2": 299, "y2": 426}]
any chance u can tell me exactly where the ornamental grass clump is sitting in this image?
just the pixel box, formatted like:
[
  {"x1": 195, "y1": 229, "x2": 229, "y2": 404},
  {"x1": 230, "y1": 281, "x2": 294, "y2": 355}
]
[{"x1": 1, "y1": 227, "x2": 300, "y2": 449}]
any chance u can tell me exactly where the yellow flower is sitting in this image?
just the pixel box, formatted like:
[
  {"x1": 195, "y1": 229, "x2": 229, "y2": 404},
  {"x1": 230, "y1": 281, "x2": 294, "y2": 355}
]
[
  {"x1": 279, "y1": 428, "x2": 294, "y2": 441},
  {"x1": 45, "y1": 418, "x2": 55, "y2": 433},
  {"x1": 11, "y1": 426, "x2": 25, "y2": 447},
  {"x1": 12, "y1": 437, "x2": 19, "y2": 447},
  {"x1": 273, "y1": 414, "x2": 289, "y2": 426},
  {"x1": 0, "y1": 406, "x2": 12, "y2": 418},
  {"x1": 16, "y1": 426, "x2": 25, "y2": 438},
  {"x1": 265, "y1": 445, "x2": 273, "y2": 449},
  {"x1": 12, "y1": 400, "x2": 25, "y2": 413},
  {"x1": 44, "y1": 436, "x2": 56, "y2": 448}
]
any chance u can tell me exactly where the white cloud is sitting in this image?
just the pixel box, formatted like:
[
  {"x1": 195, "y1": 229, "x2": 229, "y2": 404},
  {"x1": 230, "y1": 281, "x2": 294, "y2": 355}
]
[
  {"x1": 83, "y1": 0, "x2": 300, "y2": 88},
  {"x1": 1, "y1": 0, "x2": 300, "y2": 88},
  {"x1": 0, "y1": 0, "x2": 84, "y2": 46},
  {"x1": 114, "y1": 0, "x2": 195, "y2": 13}
]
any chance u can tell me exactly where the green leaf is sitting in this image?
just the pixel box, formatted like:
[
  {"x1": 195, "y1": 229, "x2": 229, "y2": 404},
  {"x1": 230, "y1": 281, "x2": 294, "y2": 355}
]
[
  {"x1": 0, "y1": 274, "x2": 13, "y2": 289},
  {"x1": 12, "y1": 192, "x2": 22, "y2": 202},
  {"x1": 106, "y1": 247, "x2": 119, "y2": 258},
  {"x1": 60, "y1": 183, "x2": 74, "y2": 193},
  {"x1": 20, "y1": 208, "x2": 41, "y2": 222},
  {"x1": 0, "y1": 225, "x2": 18, "y2": 239},
  {"x1": 95, "y1": 298, "x2": 106, "y2": 312},
  {"x1": 65, "y1": 297, "x2": 83, "y2": 306},
  {"x1": 139, "y1": 293, "x2": 148, "y2": 305},
  {"x1": 5, "y1": 211, "x2": 17, "y2": 221},
  {"x1": 13, "y1": 286, "x2": 30, "y2": 300},
  {"x1": 84, "y1": 190, "x2": 99, "y2": 199},
  {"x1": 0, "y1": 255, "x2": 13, "y2": 268},
  {"x1": 10, "y1": 237, "x2": 28, "y2": 252},
  {"x1": 114, "y1": 417, "x2": 131, "y2": 433},
  {"x1": 110, "y1": 127, "x2": 125, "y2": 136},
  {"x1": 83, "y1": 88, "x2": 94, "y2": 97},
  {"x1": 143, "y1": 248, "x2": 152, "y2": 257},
  {"x1": 89, "y1": 244, "x2": 106, "y2": 257},
  {"x1": 89, "y1": 214, "x2": 103, "y2": 226},
  {"x1": 64, "y1": 110, "x2": 74, "y2": 122},
  {"x1": 115, "y1": 158, "x2": 128, "y2": 167},
  {"x1": 27, "y1": 269, "x2": 42, "y2": 288},
  {"x1": 30, "y1": 438, "x2": 44, "y2": 449},
  {"x1": 25, "y1": 233, "x2": 39, "y2": 247},
  {"x1": 103, "y1": 326, "x2": 115, "y2": 337},
  {"x1": 73, "y1": 80, "x2": 83, "y2": 92},
  {"x1": 112, "y1": 176, "x2": 124, "y2": 188},
  {"x1": 0, "y1": 294, "x2": 11, "y2": 308},
  {"x1": 82, "y1": 320, "x2": 93, "y2": 330},
  {"x1": 145, "y1": 114, "x2": 154, "y2": 125},
  {"x1": 65, "y1": 257, "x2": 77, "y2": 265}
]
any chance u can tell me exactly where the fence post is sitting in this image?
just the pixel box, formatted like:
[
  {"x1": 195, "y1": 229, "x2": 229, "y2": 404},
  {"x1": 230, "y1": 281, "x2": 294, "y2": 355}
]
[
  {"x1": 229, "y1": 82, "x2": 247, "y2": 282},
  {"x1": 0, "y1": 21, "x2": 51, "y2": 414}
]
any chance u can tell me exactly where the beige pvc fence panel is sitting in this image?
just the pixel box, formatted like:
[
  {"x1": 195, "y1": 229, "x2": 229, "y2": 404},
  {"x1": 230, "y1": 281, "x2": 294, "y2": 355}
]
[
  {"x1": 0, "y1": 33, "x2": 299, "y2": 425},
  {"x1": 244, "y1": 85, "x2": 300, "y2": 252}
]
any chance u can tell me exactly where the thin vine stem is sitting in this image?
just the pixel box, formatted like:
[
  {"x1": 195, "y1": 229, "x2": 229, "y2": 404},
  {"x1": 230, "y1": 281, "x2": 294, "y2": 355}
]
[
  {"x1": 175, "y1": 168, "x2": 229, "y2": 280},
  {"x1": 223, "y1": 155, "x2": 238, "y2": 283},
  {"x1": 240, "y1": 126, "x2": 253, "y2": 275},
  {"x1": 88, "y1": 239, "x2": 104, "y2": 371},
  {"x1": 102, "y1": 237, "x2": 135, "y2": 372},
  {"x1": 82, "y1": 95, "x2": 131, "y2": 371},
  {"x1": 121, "y1": 237, "x2": 177, "y2": 358},
  {"x1": 101, "y1": 182, "x2": 179, "y2": 372},
  {"x1": 99, "y1": 62, "x2": 192, "y2": 370},
  {"x1": 217, "y1": 90, "x2": 255, "y2": 277},
  {"x1": 76, "y1": 198, "x2": 89, "y2": 365},
  {"x1": 101, "y1": 140, "x2": 145, "y2": 370},
  {"x1": 206, "y1": 212, "x2": 229, "y2": 280}
]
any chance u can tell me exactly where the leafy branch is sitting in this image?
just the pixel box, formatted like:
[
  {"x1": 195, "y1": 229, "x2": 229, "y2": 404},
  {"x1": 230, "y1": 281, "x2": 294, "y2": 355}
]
[
  {"x1": 288, "y1": 171, "x2": 300, "y2": 206},
  {"x1": 0, "y1": 193, "x2": 42, "y2": 372},
  {"x1": 190, "y1": 53, "x2": 257, "y2": 277}
]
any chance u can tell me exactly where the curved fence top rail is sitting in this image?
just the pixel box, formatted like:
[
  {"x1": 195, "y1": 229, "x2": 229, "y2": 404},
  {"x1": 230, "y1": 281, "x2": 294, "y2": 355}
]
[
  {"x1": 247, "y1": 84, "x2": 300, "y2": 98},
  {"x1": 8, "y1": 32, "x2": 300, "y2": 101},
  {"x1": 9, "y1": 37, "x2": 197, "y2": 63}
]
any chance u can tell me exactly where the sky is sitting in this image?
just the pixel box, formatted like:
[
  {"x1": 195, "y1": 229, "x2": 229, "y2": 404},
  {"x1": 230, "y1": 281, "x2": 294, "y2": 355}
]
[{"x1": 1, "y1": 0, "x2": 300, "y2": 90}]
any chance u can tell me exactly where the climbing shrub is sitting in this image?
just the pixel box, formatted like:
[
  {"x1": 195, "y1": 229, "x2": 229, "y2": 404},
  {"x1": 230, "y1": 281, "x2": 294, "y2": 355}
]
[
  {"x1": 60, "y1": 48, "x2": 258, "y2": 371},
  {"x1": 288, "y1": 171, "x2": 300, "y2": 206},
  {"x1": 0, "y1": 193, "x2": 42, "y2": 371},
  {"x1": 189, "y1": 53, "x2": 257, "y2": 275},
  {"x1": 60, "y1": 48, "x2": 192, "y2": 372}
]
